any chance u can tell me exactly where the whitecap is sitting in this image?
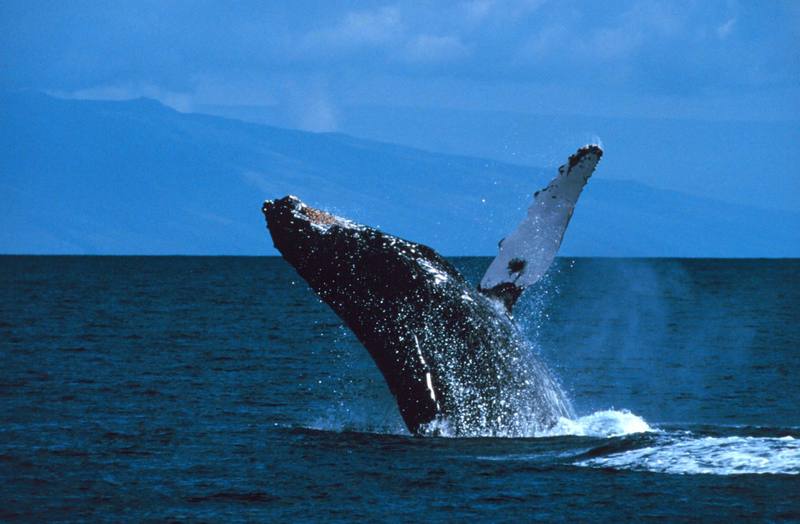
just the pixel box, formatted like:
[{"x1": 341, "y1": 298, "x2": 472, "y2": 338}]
[
  {"x1": 540, "y1": 409, "x2": 653, "y2": 438},
  {"x1": 579, "y1": 435, "x2": 800, "y2": 475}
]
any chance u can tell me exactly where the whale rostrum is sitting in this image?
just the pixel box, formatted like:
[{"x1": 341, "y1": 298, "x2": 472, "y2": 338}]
[{"x1": 262, "y1": 145, "x2": 602, "y2": 436}]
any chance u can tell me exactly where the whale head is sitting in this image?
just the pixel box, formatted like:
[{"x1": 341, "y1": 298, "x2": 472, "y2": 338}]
[
  {"x1": 262, "y1": 195, "x2": 363, "y2": 270},
  {"x1": 261, "y1": 195, "x2": 461, "y2": 315}
]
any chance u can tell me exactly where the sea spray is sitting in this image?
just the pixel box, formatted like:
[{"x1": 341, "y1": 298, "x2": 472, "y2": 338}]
[{"x1": 579, "y1": 434, "x2": 800, "y2": 475}]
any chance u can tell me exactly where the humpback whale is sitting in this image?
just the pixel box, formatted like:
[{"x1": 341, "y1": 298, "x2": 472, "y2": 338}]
[{"x1": 263, "y1": 145, "x2": 603, "y2": 436}]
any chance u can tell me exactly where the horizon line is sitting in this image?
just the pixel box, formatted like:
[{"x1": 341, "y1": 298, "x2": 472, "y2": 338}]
[{"x1": 1, "y1": 254, "x2": 798, "y2": 261}]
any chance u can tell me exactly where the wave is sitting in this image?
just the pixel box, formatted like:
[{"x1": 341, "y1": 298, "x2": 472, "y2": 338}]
[
  {"x1": 302, "y1": 408, "x2": 652, "y2": 439},
  {"x1": 541, "y1": 409, "x2": 653, "y2": 438},
  {"x1": 296, "y1": 407, "x2": 799, "y2": 475},
  {"x1": 547, "y1": 410, "x2": 799, "y2": 475},
  {"x1": 578, "y1": 434, "x2": 800, "y2": 475}
]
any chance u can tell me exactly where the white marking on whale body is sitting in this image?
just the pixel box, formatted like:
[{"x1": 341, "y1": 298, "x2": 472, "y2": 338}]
[
  {"x1": 413, "y1": 334, "x2": 427, "y2": 366},
  {"x1": 425, "y1": 373, "x2": 437, "y2": 402},
  {"x1": 414, "y1": 335, "x2": 440, "y2": 408}
]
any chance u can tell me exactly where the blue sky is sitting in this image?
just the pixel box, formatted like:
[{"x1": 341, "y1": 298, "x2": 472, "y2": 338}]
[
  {"x1": 2, "y1": 1, "x2": 799, "y2": 211},
  {"x1": 3, "y1": 1, "x2": 797, "y2": 122}
]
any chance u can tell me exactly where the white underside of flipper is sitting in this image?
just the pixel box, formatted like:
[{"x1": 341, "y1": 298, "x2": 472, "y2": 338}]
[{"x1": 479, "y1": 145, "x2": 602, "y2": 310}]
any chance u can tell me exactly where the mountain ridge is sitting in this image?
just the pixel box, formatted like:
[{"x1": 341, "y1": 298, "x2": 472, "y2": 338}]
[{"x1": 2, "y1": 91, "x2": 798, "y2": 256}]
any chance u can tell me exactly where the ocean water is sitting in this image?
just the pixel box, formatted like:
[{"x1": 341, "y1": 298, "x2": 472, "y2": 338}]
[{"x1": 1, "y1": 256, "x2": 798, "y2": 521}]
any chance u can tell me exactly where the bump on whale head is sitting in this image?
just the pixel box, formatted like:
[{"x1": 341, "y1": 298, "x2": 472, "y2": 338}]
[{"x1": 262, "y1": 196, "x2": 352, "y2": 269}]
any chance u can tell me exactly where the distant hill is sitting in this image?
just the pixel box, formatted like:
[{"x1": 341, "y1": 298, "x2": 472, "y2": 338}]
[
  {"x1": 1, "y1": 92, "x2": 798, "y2": 256},
  {"x1": 198, "y1": 103, "x2": 800, "y2": 214}
]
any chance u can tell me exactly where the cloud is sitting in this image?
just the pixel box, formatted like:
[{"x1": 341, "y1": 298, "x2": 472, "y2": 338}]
[
  {"x1": 589, "y1": 26, "x2": 644, "y2": 60},
  {"x1": 463, "y1": 0, "x2": 495, "y2": 23},
  {"x1": 302, "y1": 6, "x2": 403, "y2": 51},
  {"x1": 279, "y1": 79, "x2": 340, "y2": 132},
  {"x1": 4, "y1": 1, "x2": 798, "y2": 122},
  {"x1": 403, "y1": 35, "x2": 469, "y2": 63},
  {"x1": 519, "y1": 1, "x2": 684, "y2": 66},
  {"x1": 521, "y1": 24, "x2": 568, "y2": 59},
  {"x1": 294, "y1": 94, "x2": 338, "y2": 132},
  {"x1": 716, "y1": 18, "x2": 736, "y2": 39},
  {"x1": 49, "y1": 83, "x2": 194, "y2": 112},
  {"x1": 462, "y1": 0, "x2": 547, "y2": 24},
  {"x1": 299, "y1": 6, "x2": 471, "y2": 65},
  {"x1": 241, "y1": 171, "x2": 272, "y2": 193}
]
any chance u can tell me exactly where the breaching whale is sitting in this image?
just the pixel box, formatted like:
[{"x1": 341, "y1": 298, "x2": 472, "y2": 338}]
[{"x1": 263, "y1": 145, "x2": 603, "y2": 436}]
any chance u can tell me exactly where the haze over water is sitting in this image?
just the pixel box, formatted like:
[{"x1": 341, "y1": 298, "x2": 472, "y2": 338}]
[{"x1": 2, "y1": 256, "x2": 798, "y2": 521}]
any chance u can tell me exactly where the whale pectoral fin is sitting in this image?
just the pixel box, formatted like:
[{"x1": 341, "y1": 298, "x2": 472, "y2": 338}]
[{"x1": 478, "y1": 144, "x2": 603, "y2": 312}]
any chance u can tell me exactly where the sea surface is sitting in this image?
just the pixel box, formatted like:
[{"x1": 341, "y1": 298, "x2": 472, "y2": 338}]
[{"x1": 1, "y1": 256, "x2": 799, "y2": 522}]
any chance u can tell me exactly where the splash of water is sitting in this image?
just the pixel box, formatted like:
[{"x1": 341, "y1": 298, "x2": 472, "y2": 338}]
[
  {"x1": 419, "y1": 409, "x2": 652, "y2": 439},
  {"x1": 414, "y1": 327, "x2": 576, "y2": 438},
  {"x1": 579, "y1": 435, "x2": 800, "y2": 475},
  {"x1": 541, "y1": 409, "x2": 653, "y2": 438}
]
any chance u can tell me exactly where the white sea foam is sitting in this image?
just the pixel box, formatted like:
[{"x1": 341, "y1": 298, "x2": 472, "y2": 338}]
[
  {"x1": 415, "y1": 409, "x2": 651, "y2": 439},
  {"x1": 579, "y1": 435, "x2": 800, "y2": 475},
  {"x1": 540, "y1": 409, "x2": 653, "y2": 438}
]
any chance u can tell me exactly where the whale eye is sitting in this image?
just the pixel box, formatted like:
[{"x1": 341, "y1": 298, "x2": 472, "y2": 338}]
[{"x1": 507, "y1": 258, "x2": 526, "y2": 275}]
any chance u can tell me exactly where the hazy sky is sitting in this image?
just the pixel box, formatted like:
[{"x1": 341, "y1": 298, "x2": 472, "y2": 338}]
[
  {"x1": 3, "y1": 0, "x2": 798, "y2": 125},
  {"x1": 2, "y1": 1, "x2": 799, "y2": 213}
]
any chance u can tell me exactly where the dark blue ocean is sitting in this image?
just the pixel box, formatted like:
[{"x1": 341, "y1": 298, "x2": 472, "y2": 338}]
[{"x1": 1, "y1": 256, "x2": 798, "y2": 522}]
